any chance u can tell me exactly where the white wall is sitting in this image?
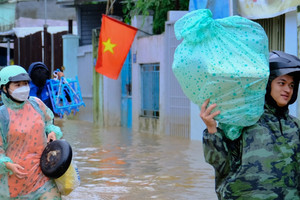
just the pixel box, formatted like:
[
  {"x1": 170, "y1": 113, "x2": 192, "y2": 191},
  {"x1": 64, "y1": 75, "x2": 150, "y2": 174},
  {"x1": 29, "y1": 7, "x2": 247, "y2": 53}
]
[
  {"x1": 103, "y1": 76, "x2": 121, "y2": 126},
  {"x1": 63, "y1": 35, "x2": 93, "y2": 122},
  {"x1": 131, "y1": 34, "x2": 164, "y2": 132},
  {"x1": 64, "y1": 35, "x2": 79, "y2": 78},
  {"x1": 285, "y1": 10, "x2": 298, "y2": 117},
  {"x1": 190, "y1": 103, "x2": 206, "y2": 141},
  {"x1": 77, "y1": 45, "x2": 93, "y2": 122},
  {"x1": 164, "y1": 12, "x2": 191, "y2": 138},
  {"x1": 66, "y1": 41, "x2": 122, "y2": 125},
  {"x1": 131, "y1": 40, "x2": 140, "y2": 133},
  {"x1": 132, "y1": 12, "x2": 191, "y2": 136}
]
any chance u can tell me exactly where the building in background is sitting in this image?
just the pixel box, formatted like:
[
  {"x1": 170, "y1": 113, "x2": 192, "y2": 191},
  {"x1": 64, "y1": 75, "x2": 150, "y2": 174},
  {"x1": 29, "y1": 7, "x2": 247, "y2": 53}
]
[
  {"x1": 57, "y1": 0, "x2": 126, "y2": 124},
  {"x1": 0, "y1": 0, "x2": 76, "y2": 71},
  {"x1": 56, "y1": 0, "x2": 300, "y2": 140}
]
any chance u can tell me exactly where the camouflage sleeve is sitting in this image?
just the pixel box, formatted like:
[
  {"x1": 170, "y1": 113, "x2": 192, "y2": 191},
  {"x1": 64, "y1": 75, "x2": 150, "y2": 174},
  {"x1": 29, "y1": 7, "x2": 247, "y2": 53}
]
[{"x1": 203, "y1": 128, "x2": 231, "y2": 180}]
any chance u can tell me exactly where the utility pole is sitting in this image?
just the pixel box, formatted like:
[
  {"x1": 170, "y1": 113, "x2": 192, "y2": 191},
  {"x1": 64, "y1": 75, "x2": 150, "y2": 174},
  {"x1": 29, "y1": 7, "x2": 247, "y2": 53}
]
[
  {"x1": 43, "y1": 0, "x2": 48, "y2": 64},
  {"x1": 6, "y1": 38, "x2": 10, "y2": 65},
  {"x1": 106, "y1": 0, "x2": 116, "y2": 15}
]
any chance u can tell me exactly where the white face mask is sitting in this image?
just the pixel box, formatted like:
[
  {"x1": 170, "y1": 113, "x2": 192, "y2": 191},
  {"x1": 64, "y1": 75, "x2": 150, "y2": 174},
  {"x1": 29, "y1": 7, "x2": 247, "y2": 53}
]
[{"x1": 9, "y1": 85, "x2": 30, "y2": 102}]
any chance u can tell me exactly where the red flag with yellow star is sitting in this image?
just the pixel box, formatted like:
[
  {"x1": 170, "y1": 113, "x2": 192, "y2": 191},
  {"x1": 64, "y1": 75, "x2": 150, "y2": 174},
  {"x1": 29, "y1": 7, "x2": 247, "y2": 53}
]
[{"x1": 95, "y1": 14, "x2": 138, "y2": 79}]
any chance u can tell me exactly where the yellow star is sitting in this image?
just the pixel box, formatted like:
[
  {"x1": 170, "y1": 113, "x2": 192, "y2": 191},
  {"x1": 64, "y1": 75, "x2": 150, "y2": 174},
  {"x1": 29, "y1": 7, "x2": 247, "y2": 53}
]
[{"x1": 102, "y1": 38, "x2": 116, "y2": 53}]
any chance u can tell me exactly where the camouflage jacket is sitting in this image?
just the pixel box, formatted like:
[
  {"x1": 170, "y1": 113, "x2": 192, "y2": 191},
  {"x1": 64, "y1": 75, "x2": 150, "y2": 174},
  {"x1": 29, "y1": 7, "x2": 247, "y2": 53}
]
[{"x1": 203, "y1": 103, "x2": 300, "y2": 200}]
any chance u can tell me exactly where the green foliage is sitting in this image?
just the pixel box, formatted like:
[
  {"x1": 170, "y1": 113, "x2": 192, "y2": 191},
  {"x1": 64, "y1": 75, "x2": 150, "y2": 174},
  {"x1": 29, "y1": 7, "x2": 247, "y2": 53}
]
[{"x1": 123, "y1": 0, "x2": 189, "y2": 34}]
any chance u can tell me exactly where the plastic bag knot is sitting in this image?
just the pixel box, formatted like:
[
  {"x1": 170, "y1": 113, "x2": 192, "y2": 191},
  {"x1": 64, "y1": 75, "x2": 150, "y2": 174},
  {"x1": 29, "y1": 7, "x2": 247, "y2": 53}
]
[{"x1": 174, "y1": 9, "x2": 215, "y2": 43}]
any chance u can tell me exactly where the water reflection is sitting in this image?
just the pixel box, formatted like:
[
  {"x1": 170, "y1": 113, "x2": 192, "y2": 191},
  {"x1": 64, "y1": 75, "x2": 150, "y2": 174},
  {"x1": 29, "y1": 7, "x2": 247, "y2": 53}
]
[{"x1": 54, "y1": 119, "x2": 217, "y2": 200}]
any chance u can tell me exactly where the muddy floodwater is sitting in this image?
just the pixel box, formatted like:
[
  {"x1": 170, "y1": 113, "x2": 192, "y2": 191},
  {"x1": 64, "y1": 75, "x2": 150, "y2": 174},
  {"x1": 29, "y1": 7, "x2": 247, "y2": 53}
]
[{"x1": 54, "y1": 119, "x2": 217, "y2": 200}]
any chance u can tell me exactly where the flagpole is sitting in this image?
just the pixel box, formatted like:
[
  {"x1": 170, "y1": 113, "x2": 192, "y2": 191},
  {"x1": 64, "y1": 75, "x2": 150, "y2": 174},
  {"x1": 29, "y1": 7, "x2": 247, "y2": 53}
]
[
  {"x1": 106, "y1": 0, "x2": 109, "y2": 15},
  {"x1": 106, "y1": 0, "x2": 116, "y2": 15},
  {"x1": 102, "y1": 14, "x2": 153, "y2": 36}
]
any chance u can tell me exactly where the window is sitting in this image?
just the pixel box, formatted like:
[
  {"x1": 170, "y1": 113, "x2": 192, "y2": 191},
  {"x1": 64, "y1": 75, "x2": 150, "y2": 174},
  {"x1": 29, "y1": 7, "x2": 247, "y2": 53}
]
[
  {"x1": 254, "y1": 14, "x2": 285, "y2": 51},
  {"x1": 141, "y1": 63, "x2": 159, "y2": 118}
]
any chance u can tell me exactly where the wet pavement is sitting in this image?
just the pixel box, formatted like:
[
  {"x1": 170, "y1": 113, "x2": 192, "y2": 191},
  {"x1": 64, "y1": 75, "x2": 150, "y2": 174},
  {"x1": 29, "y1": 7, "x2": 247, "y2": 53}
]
[{"x1": 54, "y1": 118, "x2": 217, "y2": 200}]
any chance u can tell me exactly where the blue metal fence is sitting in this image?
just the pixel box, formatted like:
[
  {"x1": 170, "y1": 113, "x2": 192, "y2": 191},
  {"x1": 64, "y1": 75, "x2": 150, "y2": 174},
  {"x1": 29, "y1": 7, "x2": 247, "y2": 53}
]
[
  {"x1": 141, "y1": 63, "x2": 159, "y2": 118},
  {"x1": 121, "y1": 51, "x2": 132, "y2": 127}
]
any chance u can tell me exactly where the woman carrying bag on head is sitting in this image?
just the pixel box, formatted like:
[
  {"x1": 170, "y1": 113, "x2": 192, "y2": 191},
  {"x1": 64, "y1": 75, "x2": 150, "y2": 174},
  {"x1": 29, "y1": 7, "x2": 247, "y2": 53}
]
[{"x1": 0, "y1": 65, "x2": 63, "y2": 199}]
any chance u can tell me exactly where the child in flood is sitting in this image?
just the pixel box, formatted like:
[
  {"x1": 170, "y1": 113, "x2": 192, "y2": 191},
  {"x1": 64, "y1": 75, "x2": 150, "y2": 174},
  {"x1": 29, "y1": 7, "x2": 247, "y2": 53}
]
[
  {"x1": 200, "y1": 51, "x2": 300, "y2": 199},
  {"x1": 0, "y1": 65, "x2": 63, "y2": 199}
]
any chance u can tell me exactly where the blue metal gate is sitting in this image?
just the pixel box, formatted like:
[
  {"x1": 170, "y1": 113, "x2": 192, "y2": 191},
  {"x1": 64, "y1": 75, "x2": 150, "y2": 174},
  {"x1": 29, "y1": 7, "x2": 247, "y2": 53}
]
[{"x1": 121, "y1": 51, "x2": 132, "y2": 128}]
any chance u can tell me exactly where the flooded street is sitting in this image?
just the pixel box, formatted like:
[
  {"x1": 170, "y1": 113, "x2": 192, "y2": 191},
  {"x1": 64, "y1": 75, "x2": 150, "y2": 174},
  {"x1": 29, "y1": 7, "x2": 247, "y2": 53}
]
[{"x1": 55, "y1": 119, "x2": 217, "y2": 200}]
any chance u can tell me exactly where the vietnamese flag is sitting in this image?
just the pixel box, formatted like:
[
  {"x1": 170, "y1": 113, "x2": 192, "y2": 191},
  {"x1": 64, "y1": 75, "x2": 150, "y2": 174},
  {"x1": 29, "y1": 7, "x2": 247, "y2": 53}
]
[{"x1": 95, "y1": 14, "x2": 138, "y2": 79}]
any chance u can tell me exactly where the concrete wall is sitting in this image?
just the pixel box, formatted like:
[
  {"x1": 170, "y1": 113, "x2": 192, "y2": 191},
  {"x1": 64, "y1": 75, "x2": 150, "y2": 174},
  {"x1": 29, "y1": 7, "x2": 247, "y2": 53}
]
[
  {"x1": 190, "y1": 103, "x2": 206, "y2": 141},
  {"x1": 103, "y1": 76, "x2": 121, "y2": 127},
  {"x1": 131, "y1": 34, "x2": 164, "y2": 133},
  {"x1": 131, "y1": 12, "x2": 192, "y2": 137},
  {"x1": 164, "y1": 12, "x2": 191, "y2": 138},
  {"x1": 77, "y1": 45, "x2": 93, "y2": 122},
  {"x1": 61, "y1": 40, "x2": 94, "y2": 122},
  {"x1": 16, "y1": 0, "x2": 76, "y2": 23},
  {"x1": 63, "y1": 35, "x2": 79, "y2": 78},
  {"x1": 285, "y1": 10, "x2": 299, "y2": 117},
  {"x1": 69, "y1": 43, "x2": 121, "y2": 126}
]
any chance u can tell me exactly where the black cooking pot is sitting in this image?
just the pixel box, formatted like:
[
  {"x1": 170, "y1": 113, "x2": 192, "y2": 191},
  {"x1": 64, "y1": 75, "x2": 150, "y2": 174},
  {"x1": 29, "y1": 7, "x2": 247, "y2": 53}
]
[{"x1": 40, "y1": 140, "x2": 72, "y2": 179}]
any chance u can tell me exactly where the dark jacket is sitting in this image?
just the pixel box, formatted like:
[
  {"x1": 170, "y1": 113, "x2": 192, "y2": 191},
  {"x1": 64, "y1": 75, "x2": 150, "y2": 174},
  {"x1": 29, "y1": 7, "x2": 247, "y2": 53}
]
[{"x1": 28, "y1": 62, "x2": 53, "y2": 111}]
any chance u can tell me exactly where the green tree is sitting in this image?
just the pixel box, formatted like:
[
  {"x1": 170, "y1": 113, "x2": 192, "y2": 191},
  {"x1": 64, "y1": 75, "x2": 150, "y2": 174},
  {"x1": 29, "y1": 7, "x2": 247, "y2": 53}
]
[{"x1": 123, "y1": 0, "x2": 189, "y2": 34}]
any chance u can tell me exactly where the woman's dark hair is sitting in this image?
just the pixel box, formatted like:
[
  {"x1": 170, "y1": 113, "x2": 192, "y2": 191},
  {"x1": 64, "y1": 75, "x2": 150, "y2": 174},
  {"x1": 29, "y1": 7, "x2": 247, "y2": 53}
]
[{"x1": 31, "y1": 67, "x2": 50, "y2": 88}]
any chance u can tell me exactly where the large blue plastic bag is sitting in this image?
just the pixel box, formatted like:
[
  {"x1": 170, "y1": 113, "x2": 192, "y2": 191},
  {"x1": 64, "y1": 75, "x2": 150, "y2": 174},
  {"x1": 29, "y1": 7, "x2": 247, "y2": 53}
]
[{"x1": 172, "y1": 9, "x2": 269, "y2": 140}]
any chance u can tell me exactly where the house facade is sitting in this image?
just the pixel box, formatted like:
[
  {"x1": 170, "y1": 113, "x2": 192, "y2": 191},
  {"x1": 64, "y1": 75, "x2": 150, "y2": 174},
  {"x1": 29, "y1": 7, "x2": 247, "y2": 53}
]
[
  {"x1": 130, "y1": 13, "x2": 191, "y2": 137},
  {"x1": 0, "y1": 0, "x2": 76, "y2": 69},
  {"x1": 55, "y1": 0, "x2": 192, "y2": 135},
  {"x1": 56, "y1": 1, "x2": 300, "y2": 141}
]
